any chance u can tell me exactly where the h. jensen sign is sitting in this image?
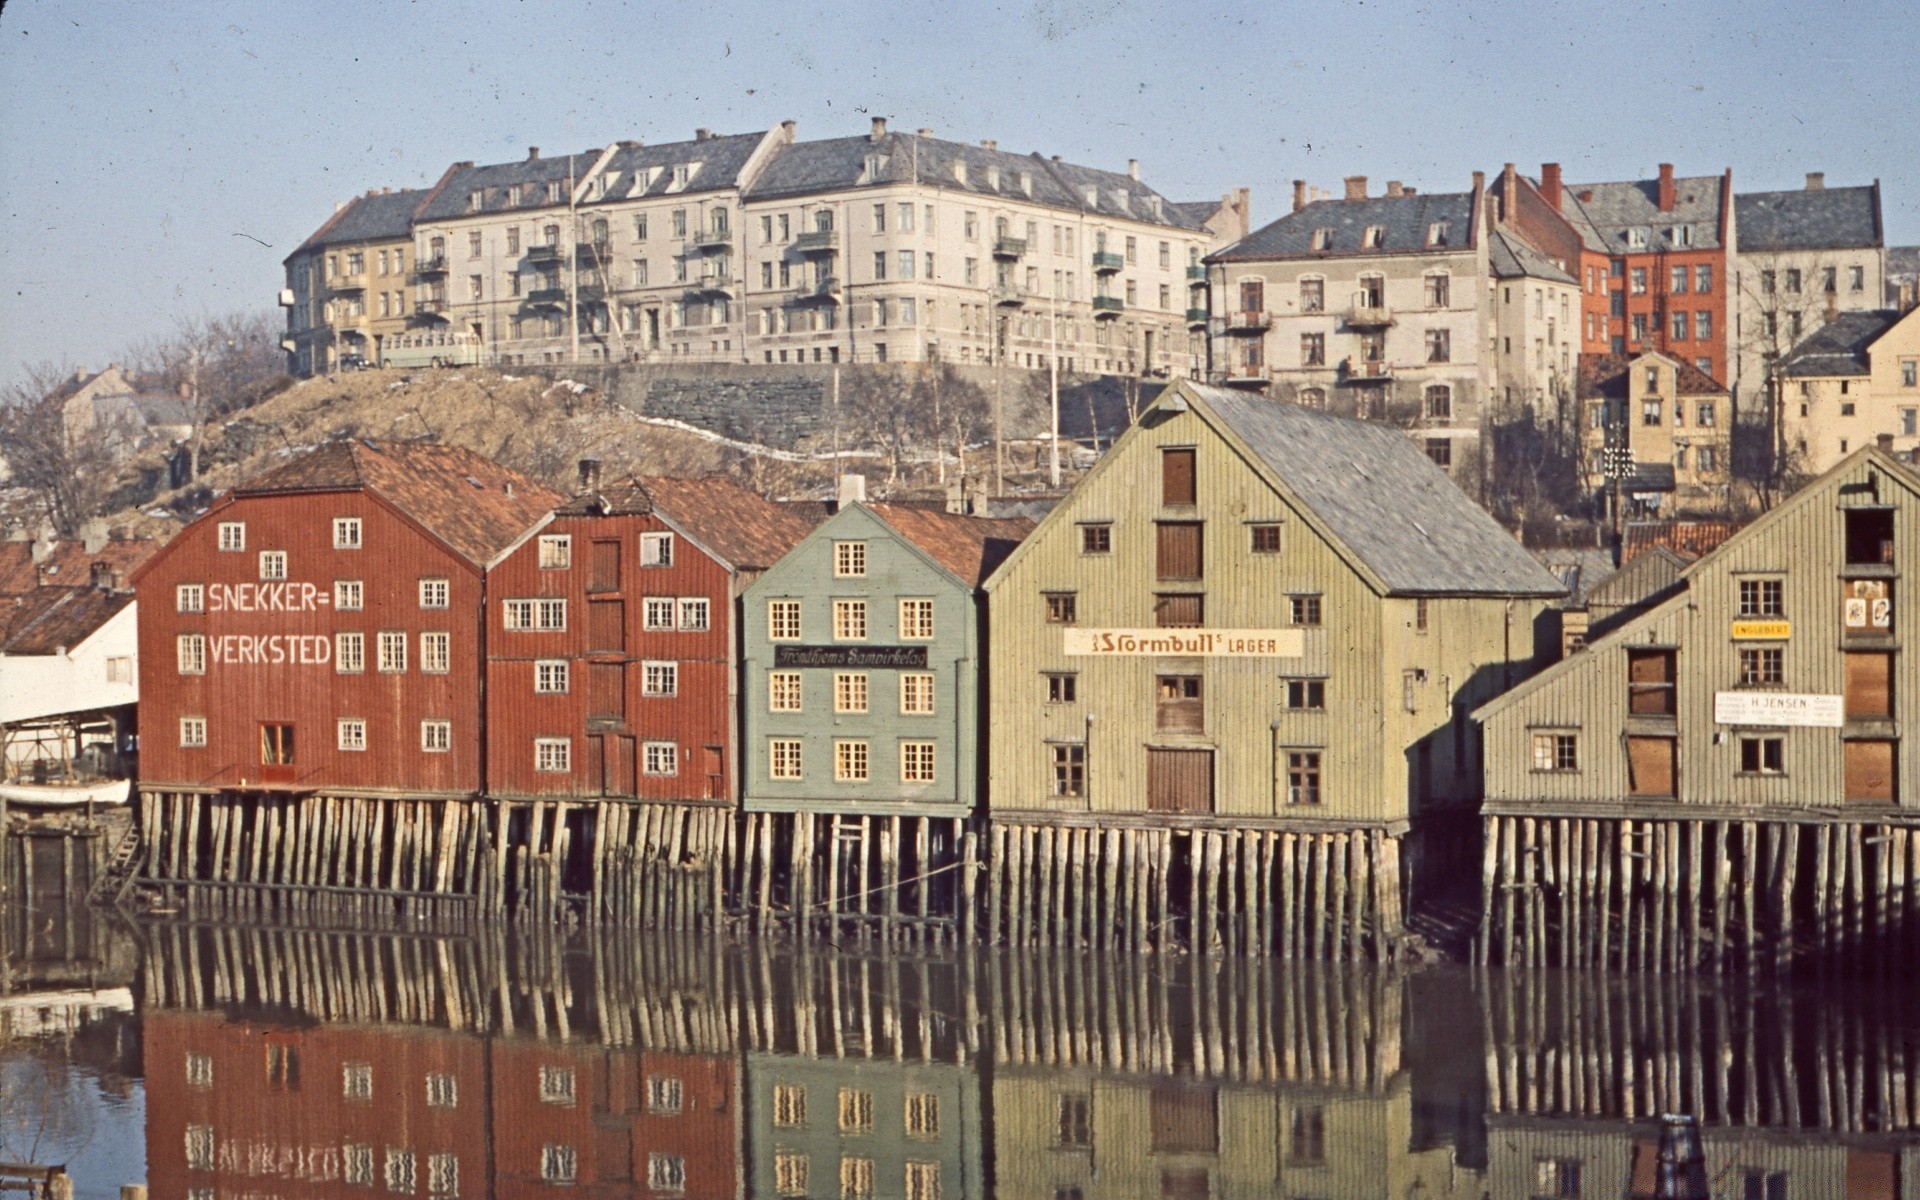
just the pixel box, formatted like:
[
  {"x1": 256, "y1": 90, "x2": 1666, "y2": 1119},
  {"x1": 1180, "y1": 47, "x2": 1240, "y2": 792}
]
[
  {"x1": 1713, "y1": 691, "x2": 1843, "y2": 728},
  {"x1": 1064, "y1": 629, "x2": 1305, "y2": 657}
]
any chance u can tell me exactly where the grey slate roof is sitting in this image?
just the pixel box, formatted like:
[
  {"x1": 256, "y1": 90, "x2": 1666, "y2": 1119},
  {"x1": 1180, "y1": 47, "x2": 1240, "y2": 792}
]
[
  {"x1": 1558, "y1": 174, "x2": 1725, "y2": 253},
  {"x1": 1735, "y1": 184, "x2": 1881, "y2": 252},
  {"x1": 1208, "y1": 192, "x2": 1474, "y2": 262},
  {"x1": 1778, "y1": 309, "x2": 1904, "y2": 377},
  {"x1": 1887, "y1": 245, "x2": 1919, "y2": 282},
  {"x1": 292, "y1": 188, "x2": 427, "y2": 257},
  {"x1": 1189, "y1": 383, "x2": 1565, "y2": 597},
  {"x1": 745, "y1": 132, "x2": 1202, "y2": 230},
  {"x1": 414, "y1": 149, "x2": 606, "y2": 222},
  {"x1": 1488, "y1": 229, "x2": 1576, "y2": 283},
  {"x1": 93, "y1": 393, "x2": 192, "y2": 427},
  {"x1": 592, "y1": 132, "x2": 767, "y2": 203}
]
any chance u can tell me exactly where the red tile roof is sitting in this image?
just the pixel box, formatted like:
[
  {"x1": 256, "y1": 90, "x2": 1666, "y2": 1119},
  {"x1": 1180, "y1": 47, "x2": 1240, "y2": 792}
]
[
  {"x1": 0, "y1": 586, "x2": 134, "y2": 655},
  {"x1": 869, "y1": 505, "x2": 1035, "y2": 588},
  {"x1": 1622, "y1": 519, "x2": 1743, "y2": 564},
  {"x1": 0, "y1": 539, "x2": 158, "y2": 597},
  {"x1": 1578, "y1": 352, "x2": 1727, "y2": 399},
  {"x1": 233, "y1": 440, "x2": 562, "y2": 566},
  {"x1": 635, "y1": 476, "x2": 822, "y2": 572}
]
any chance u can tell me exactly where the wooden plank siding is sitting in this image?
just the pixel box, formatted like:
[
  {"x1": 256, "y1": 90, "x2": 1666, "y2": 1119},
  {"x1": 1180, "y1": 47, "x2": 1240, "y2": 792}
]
[{"x1": 1480, "y1": 449, "x2": 1920, "y2": 819}]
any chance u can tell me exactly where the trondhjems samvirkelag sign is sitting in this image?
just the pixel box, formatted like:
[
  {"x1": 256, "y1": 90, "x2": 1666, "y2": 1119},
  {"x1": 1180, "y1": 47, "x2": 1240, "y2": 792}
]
[{"x1": 773, "y1": 645, "x2": 930, "y2": 669}]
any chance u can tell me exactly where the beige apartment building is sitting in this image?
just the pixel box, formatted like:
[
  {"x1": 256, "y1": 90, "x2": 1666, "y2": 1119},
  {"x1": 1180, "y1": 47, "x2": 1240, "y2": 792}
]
[
  {"x1": 1201, "y1": 171, "x2": 1579, "y2": 496},
  {"x1": 1776, "y1": 305, "x2": 1920, "y2": 472},
  {"x1": 1730, "y1": 175, "x2": 1886, "y2": 405},
  {"x1": 280, "y1": 188, "x2": 426, "y2": 375},
  {"x1": 286, "y1": 120, "x2": 1245, "y2": 376},
  {"x1": 1577, "y1": 351, "x2": 1732, "y2": 518}
]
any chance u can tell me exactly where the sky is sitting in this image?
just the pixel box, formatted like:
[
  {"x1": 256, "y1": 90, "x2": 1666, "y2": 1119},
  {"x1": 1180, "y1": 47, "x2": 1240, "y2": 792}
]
[{"x1": 2, "y1": 0, "x2": 1915, "y2": 388}]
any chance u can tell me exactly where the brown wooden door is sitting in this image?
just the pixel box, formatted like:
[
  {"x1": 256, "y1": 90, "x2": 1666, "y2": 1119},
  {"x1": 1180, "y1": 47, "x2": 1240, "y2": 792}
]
[
  {"x1": 1149, "y1": 1083, "x2": 1218, "y2": 1153},
  {"x1": 589, "y1": 539, "x2": 622, "y2": 592},
  {"x1": 1844, "y1": 651, "x2": 1893, "y2": 718},
  {"x1": 1627, "y1": 649, "x2": 1677, "y2": 714},
  {"x1": 1845, "y1": 1150, "x2": 1897, "y2": 1200},
  {"x1": 1147, "y1": 748, "x2": 1213, "y2": 814},
  {"x1": 588, "y1": 598, "x2": 626, "y2": 652},
  {"x1": 1626, "y1": 736, "x2": 1675, "y2": 796},
  {"x1": 1161, "y1": 447, "x2": 1195, "y2": 505},
  {"x1": 604, "y1": 735, "x2": 636, "y2": 797},
  {"x1": 1156, "y1": 522, "x2": 1203, "y2": 580},
  {"x1": 1154, "y1": 593, "x2": 1203, "y2": 627},
  {"x1": 1159, "y1": 1169, "x2": 1211, "y2": 1200},
  {"x1": 589, "y1": 662, "x2": 625, "y2": 721},
  {"x1": 704, "y1": 744, "x2": 725, "y2": 801},
  {"x1": 1843, "y1": 740, "x2": 1895, "y2": 803}
]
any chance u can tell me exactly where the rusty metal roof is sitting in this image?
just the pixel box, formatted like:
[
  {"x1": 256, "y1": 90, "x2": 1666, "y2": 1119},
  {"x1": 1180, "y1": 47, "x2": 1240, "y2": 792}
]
[
  {"x1": 869, "y1": 505, "x2": 1034, "y2": 588},
  {"x1": 233, "y1": 440, "x2": 563, "y2": 567},
  {"x1": 635, "y1": 475, "x2": 822, "y2": 573},
  {"x1": 0, "y1": 586, "x2": 133, "y2": 655}
]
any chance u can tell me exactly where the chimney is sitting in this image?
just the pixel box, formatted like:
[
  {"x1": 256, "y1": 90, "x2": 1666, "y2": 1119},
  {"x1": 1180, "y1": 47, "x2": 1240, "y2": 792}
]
[
  {"x1": 780, "y1": 120, "x2": 796, "y2": 140},
  {"x1": 577, "y1": 458, "x2": 602, "y2": 492},
  {"x1": 1292, "y1": 179, "x2": 1307, "y2": 213},
  {"x1": 1471, "y1": 170, "x2": 1485, "y2": 198},
  {"x1": 980, "y1": 139, "x2": 997, "y2": 151},
  {"x1": 1343, "y1": 175, "x2": 1368, "y2": 201},
  {"x1": 528, "y1": 146, "x2": 540, "y2": 160},
  {"x1": 1402, "y1": 187, "x2": 1417, "y2": 196},
  {"x1": 1501, "y1": 163, "x2": 1518, "y2": 217},
  {"x1": 81, "y1": 519, "x2": 107, "y2": 554},
  {"x1": 870, "y1": 117, "x2": 887, "y2": 141},
  {"x1": 695, "y1": 128, "x2": 710, "y2": 141},
  {"x1": 1128, "y1": 159, "x2": 1140, "y2": 181},
  {"x1": 1385, "y1": 180, "x2": 1403, "y2": 198},
  {"x1": 1579, "y1": 190, "x2": 1593, "y2": 203},
  {"x1": 1540, "y1": 162, "x2": 1563, "y2": 210},
  {"x1": 90, "y1": 561, "x2": 115, "y2": 590},
  {"x1": 1878, "y1": 433, "x2": 1896, "y2": 452},
  {"x1": 1805, "y1": 171, "x2": 1826, "y2": 191},
  {"x1": 837, "y1": 473, "x2": 867, "y2": 507},
  {"x1": 918, "y1": 128, "x2": 933, "y2": 139},
  {"x1": 1657, "y1": 163, "x2": 1675, "y2": 213}
]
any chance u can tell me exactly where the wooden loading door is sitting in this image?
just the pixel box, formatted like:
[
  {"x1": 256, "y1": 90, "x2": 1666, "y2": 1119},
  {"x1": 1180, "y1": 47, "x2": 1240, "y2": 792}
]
[
  {"x1": 595, "y1": 734, "x2": 635, "y2": 797},
  {"x1": 588, "y1": 599, "x2": 626, "y2": 653},
  {"x1": 589, "y1": 662, "x2": 626, "y2": 723},
  {"x1": 1626, "y1": 736, "x2": 1676, "y2": 797},
  {"x1": 589, "y1": 538, "x2": 622, "y2": 592},
  {"x1": 1148, "y1": 748, "x2": 1214, "y2": 814}
]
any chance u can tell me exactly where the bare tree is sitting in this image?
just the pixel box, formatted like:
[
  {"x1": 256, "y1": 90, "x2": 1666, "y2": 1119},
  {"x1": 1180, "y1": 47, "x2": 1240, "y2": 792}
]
[
  {"x1": 0, "y1": 363, "x2": 120, "y2": 536},
  {"x1": 125, "y1": 310, "x2": 288, "y2": 480}
]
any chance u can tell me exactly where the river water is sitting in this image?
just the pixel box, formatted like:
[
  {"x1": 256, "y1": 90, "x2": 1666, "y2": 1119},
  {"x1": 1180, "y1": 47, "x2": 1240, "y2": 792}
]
[{"x1": 3, "y1": 903, "x2": 1916, "y2": 1199}]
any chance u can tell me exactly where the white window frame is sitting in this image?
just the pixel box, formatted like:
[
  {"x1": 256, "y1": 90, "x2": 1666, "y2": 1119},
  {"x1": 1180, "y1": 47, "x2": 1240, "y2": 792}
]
[
  {"x1": 333, "y1": 517, "x2": 363, "y2": 549},
  {"x1": 640, "y1": 532, "x2": 674, "y2": 566},
  {"x1": 834, "y1": 540, "x2": 868, "y2": 577},
  {"x1": 899, "y1": 673, "x2": 936, "y2": 715},
  {"x1": 538, "y1": 534, "x2": 572, "y2": 569},
  {"x1": 677, "y1": 597, "x2": 710, "y2": 631},
  {"x1": 420, "y1": 631, "x2": 450, "y2": 674},
  {"x1": 259, "y1": 550, "x2": 288, "y2": 581},
  {"x1": 338, "y1": 719, "x2": 368, "y2": 751},
  {"x1": 419, "y1": 578, "x2": 450, "y2": 609},
  {"x1": 176, "y1": 583, "x2": 204, "y2": 613},
  {"x1": 643, "y1": 741, "x2": 679, "y2": 776},
  {"x1": 180, "y1": 717, "x2": 207, "y2": 748},
  {"x1": 898, "y1": 598, "x2": 935, "y2": 640},
  {"x1": 539, "y1": 1065, "x2": 577, "y2": 1105},
  {"x1": 426, "y1": 1072, "x2": 458, "y2": 1108},
  {"x1": 177, "y1": 633, "x2": 206, "y2": 675},
  {"x1": 217, "y1": 521, "x2": 246, "y2": 552},
  {"x1": 900, "y1": 741, "x2": 936, "y2": 783},
  {"x1": 336, "y1": 631, "x2": 364, "y2": 674},
  {"x1": 769, "y1": 599, "x2": 803, "y2": 641},
  {"x1": 835, "y1": 739, "x2": 870, "y2": 783},
  {"x1": 378, "y1": 630, "x2": 407, "y2": 673},
  {"x1": 834, "y1": 672, "x2": 869, "y2": 713},
  {"x1": 769, "y1": 671, "x2": 803, "y2": 713},
  {"x1": 644, "y1": 597, "x2": 677, "y2": 630},
  {"x1": 833, "y1": 599, "x2": 868, "y2": 641},
  {"x1": 421, "y1": 720, "x2": 452, "y2": 753},
  {"x1": 535, "y1": 659, "x2": 570, "y2": 693},
  {"x1": 343, "y1": 1061, "x2": 373, "y2": 1100},
  {"x1": 647, "y1": 1153, "x2": 687, "y2": 1194},
  {"x1": 535, "y1": 738, "x2": 572, "y2": 774},
  {"x1": 770, "y1": 738, "x2": 803, "y2": 780},
  {"x1": 537, "y1": 598, "x2": 567, "y2": 630},
  {"x1": 642, "y1": 660, "x2": 679, "y2": 697}
]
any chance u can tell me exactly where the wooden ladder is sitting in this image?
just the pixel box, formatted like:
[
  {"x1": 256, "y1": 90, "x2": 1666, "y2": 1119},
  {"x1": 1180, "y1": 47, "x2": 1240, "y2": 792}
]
[{"x1": 87, "y1": 822, "x2": 144, "y2": 906}]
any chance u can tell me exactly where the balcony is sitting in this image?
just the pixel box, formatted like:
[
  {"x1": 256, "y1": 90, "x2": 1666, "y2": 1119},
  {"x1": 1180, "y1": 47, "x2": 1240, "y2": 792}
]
[
  {"x1": 1225, "y1": 310, "x2": 1270, "y2": 332},
  {"x1": 412, "y1": 299, "x2": 448, "y2": 320},
  {"x1": 1092, "y1": 296, "x2": 1124, "y2": 318},
  {"x1": 1186, "y1": 307, "x2": 1210, "y2": 327},
  {"x1": 575, "y1": 240, "x2": 612, "y2": 263},
  {"x1": 414, "y1": 255, "x2": 448, "y2": 277},
  {"x1": 1346, "y1": 300, "x2": 1394, "y2": 327},
  {"x1": 793, "y1": 229, "x2": 838, "y2": 253},
  {"x1": 525, "y1": 288, "x2": 567, "y2": 306},
  {"x1": 690, "y1": 229, "x2": 733, "y2": 251},
  {"x1": 326, "y1": 276, "x2": 366, "y2": 296},
  {"x1": 789, "y1": 277, "x2": 839, "y2": 303},
  {"x1": 1340, "y1": 357, "x2": 1394, "y2": 383},
  {"x1": 1186, "y1": 265, "x2": 1207, "y2": 282},
  {"x1": 1221, "y1": 363, "x2": 1269, "y2": 386},
  {"x1": 576, "y1": 284, "x2": 605, "y2": 303},
  {"x1": 1091, "y1": 250, "x2": 1125, "y2": 273},
  {"x1": 525, "y1": 243, "x2": 564, "y2": 264},
  {"x1": 992, "y1": 236, "x2": 1027, "y2": 259},
  {"x1": 685, "y1": 275, "x2": 733, "y2": 295},
  {"x1": 992, "y1": 284, "x2": 1029, "y2": 307}
]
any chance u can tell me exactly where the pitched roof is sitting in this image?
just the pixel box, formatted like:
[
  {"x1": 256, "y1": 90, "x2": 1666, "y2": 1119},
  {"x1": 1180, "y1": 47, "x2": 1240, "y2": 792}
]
[
  {"x1": 0, "y1": 539, "x2": 158, "y2": 597},
  {"x1": 1209, "y1": 192, "x2": 1474, "y2": 261},
  {"x1": 1587, "y1": 544, "x2": 1689, "y2": 609},
  {"x1": 1190, "y1": 383, "x2": 1565, "y2": 596},
  {"x1": 867, "y1": 505, "x2": 1034, "y2": 588},
  {"x1": 1778, "y1": 309, "x2": 1905, "y2": 377},
  {"x1": 414, "y1": 150, "x2": 606, "y2": 222},
  {"x1": 1557, "y1": 172, "x2": 1727, "y2": 253},
  {"x1": 635, "y1": 475, "x2": 820, "y2": 572},
  {"x1": 1735, "y1": 184, "x2": 1881, "y2": 251},
  {"x1": 1620, "y1": 519, "x2": 1742, "y2": 563},
  {"x1": 746, "y1": 132, "x2": 1201, "y2": 230},
  {"x1": 0, "y1": 586, "x2": 133, "y2": 655},
  {"x1": 92, "y1": 392, "x2": 193, "y2": 427},
  {"x1": 232, "y1": 440, "x2": 562, "y2": 566},
  {"x1": 1577, "y1": 352, "x2": 1726, "y2": 398},
  {"x1": 591, "y1": 133, "x2": 769, "y2": 203},
  {"x1": 291, "y1": 188, "x2": 426, "y2": 257},
  {"x1": 1488, "y1": 229, "x2": 1576, "y2": 283}
]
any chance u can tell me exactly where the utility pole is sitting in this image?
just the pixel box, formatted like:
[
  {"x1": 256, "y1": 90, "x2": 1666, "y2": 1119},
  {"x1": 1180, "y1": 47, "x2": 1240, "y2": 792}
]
[
  {"x1": 1048, "y1": 294, "x2": 1060, "y2": 488},
  {"x1": 568, "y1": 147, "x2": 581, "y2": 365}
]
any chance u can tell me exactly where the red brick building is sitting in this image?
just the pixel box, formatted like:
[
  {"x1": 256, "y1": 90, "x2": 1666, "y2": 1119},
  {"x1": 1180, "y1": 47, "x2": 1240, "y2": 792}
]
[
  {"x1": 485, "y1": 470, "x2": 814, "y2": 803},
  {"x1": 134, "y1": 440, "x2": 560, "y2": 797},
  {"x1": 1537, "y1": 162, "x2": 1734, "y2": 383}
]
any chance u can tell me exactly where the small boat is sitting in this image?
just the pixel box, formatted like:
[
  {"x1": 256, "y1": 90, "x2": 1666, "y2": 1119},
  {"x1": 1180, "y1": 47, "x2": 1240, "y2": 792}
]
[{"x1": 0, "y1": 777, "x2": 132, "y2": 808}]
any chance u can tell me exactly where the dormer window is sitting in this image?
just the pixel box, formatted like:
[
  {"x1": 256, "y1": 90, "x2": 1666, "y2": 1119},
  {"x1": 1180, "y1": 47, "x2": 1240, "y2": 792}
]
[
  {"x1": 468, "y1": 190, "x2": 484, "y2": 211},
  {"x1": 1426, "y1": 221, "x2": 1450, "y2": 247},
  {"x1": 1671, "y1": 225, "x2": 1692, "y2": 247},
  {"x1": 1311, "y1": 228, "x2": 1334, "y2": 251},
  {"x1": 953, "y1": 161, "x2": 968, "y2": 185},
  {"x1": 1626, "y1": 228, "x2": 1649, "y2": 249},
  {"x1": 1362, "y1": 226, "x2": 1385, "y2": 249},
  {"x1": 866, "y1": 155, "x2": 887, "y2": 182},
  {"x1": 546, "y1": 180, "x2": 563, "y2": 203}
]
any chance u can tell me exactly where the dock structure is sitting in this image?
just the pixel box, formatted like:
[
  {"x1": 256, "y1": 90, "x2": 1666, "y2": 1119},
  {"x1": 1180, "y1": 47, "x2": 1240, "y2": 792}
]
[
  {"x1": 1475, "y1": 446, "x2": 1920, "y2": 972},
  {"x1": 737, "y1": 486, "x2": 1030, "y2": 945},
  {"x1": 982, "y1": 380, "x2": 1564, "y2": 957}
]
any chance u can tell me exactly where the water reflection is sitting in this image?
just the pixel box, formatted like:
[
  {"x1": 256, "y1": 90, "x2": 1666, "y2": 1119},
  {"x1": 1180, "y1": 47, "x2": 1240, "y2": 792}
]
[{"x1": 4, "y1": 912, "x2": 1918, "y2": 1198}]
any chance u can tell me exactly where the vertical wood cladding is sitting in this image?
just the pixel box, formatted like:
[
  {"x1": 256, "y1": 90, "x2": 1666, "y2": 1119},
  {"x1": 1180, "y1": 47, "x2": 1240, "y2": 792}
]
[
  {"x1": 485, "y1": 510, "x2": 735, "y2": 802},
  {"x1": 136, "y1": 491, "x2": 488, "y2": 795}
]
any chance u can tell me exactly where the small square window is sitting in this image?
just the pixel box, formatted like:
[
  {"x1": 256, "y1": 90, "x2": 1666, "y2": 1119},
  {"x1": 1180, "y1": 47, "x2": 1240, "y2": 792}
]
[
  {"x1": 535, "y1": 738, "x2": 572, "y2": 773},
  {"x1": 644, "y1": 597, "x2": 677, "y2": 630},
  {"x1": 218, "y1": 521, "x2": 246, "y2": 551},
  {"x1": 835, "y1": 740, "x2": 870, "y2": 782},
  {"x1": 1285, "y1": 680, "x2": 1325, "y2": 710},
  {"x1": 1738, "y1": 647, "x2": 1784, "y2": 685},
  {"x1": 259, "y1": 550, "x2": 288, "y2": 581},
  {"x1": 1290, "y1": 595, "x2": 1322, "y2": 626},
  {"x1": 1045, "y1": 592, "x2": 1078, "y2": 624},
  {"x1": 1046, "y1": 673, "x2": 1077, "y2": 704},
  {"x1": 770, "y1": 739, "x2": 803, "y2": 780},
  {"x1": 333, "y1": 517, "x2": 363, "y2": 549},
  {"x1": 421, "y1": 720, "x2": 451, "y2": 752},
  {"x1": 1739, "y1": 736, "x2": 1785, "y2": 775},
  {"x1": 1080, "y1": 524, "x2": 1112, "y2": 554},
  {"x1": 678, "y1": 598, "x2": 710, "y2": 630},
  {"x1": 642, "y1": 661, "x2": 678, "y2": 696},
  {"x1": 898, "y1": 598, "x2": 935, "y2": 640},
  {"x1": 900, "y1": 741, "x2": 937, "y2": 783},
  {"x1": 180, "y1": 717, "x2": 208, "y2": 747},
  {"x1": 643, "y1": 741, "x2": 678, "y2": 776},
  {"x1": 176, "y1": 583, "x2": 205, "y2": 613},
  {"x1": 538, "y1": 535, "x2": 572, "y2": 569},
  {"x1": 640, "y1": 532, "x2": 674, "y2": 566},
  {"x1": 337, "y1": 719, "x2": 367, "y2": 751},
  {"x1": 1250, "y1": 524, "x2": 1281, "y2": 554},
  {"x1": 834, "y1": 541, "x2": 868, "y2": 577},
  {"x1": 769, "y1": 671, "x2": 803, "y2": 712},
  {"x1": 647, "y1": 1074, "x2": 684, "y2": 1115},
  {"x1": 1531, "y1": 732, "x2": 1578, "y2": 771},
  {"x1": 769, "y1": 599, "x2": 802, "y2": 640},
  {"x1": 335, "y1": 580, "x2": 364, "y2": 610},
  {"x1": 418, "y1": 578, "x2": 449, "y2": 609}
]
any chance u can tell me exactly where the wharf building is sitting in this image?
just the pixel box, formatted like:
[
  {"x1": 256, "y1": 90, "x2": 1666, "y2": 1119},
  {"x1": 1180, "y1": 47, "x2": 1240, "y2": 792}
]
[
  {"x1": 982, "y1": 380, "x2": 1565, "y2": 957},
  {"x1": 740, "y1": 486, "x2": 1031, "y2": 942},
  {"x1": 291, "y1": 118, "x2": 1249, "y2": 378},
  {"x1": 131, "y1": 440, "x2": 563, "y2": 920},
  {"x1": 1475, "y1": 445, "x2": 1920, "y2": 971},
  {"x1": 1200, "y1": 168, "x2": 1582, "y2": 499},
  {"x1": 483, "y1": 468, "x2": 816, "y2": 925}
]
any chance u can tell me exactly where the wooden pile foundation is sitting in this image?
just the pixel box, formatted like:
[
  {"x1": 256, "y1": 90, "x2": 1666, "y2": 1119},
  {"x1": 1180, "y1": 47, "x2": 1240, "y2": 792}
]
[
  {"x1": 986, "y1": 821, "x2": 1406, "y2": 960},
  {"x1": 734, "y1": 812, "x2": 976, "y2": 946},
  {"x1": 1478, "y1": 814, "x2": 1920, "y2": 973}
]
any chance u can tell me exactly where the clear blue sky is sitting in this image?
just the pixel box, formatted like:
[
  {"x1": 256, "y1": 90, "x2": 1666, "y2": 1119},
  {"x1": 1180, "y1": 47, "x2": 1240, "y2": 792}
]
[{"x1": 2, "y1": 0, "x2": 1914, "y2": 387}]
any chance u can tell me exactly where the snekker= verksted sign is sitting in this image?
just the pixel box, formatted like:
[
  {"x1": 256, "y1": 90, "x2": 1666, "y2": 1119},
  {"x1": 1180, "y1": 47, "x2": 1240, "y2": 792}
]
[{"x1": 1064, "y1": 629, "x2": 1305, "y2": 657}]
